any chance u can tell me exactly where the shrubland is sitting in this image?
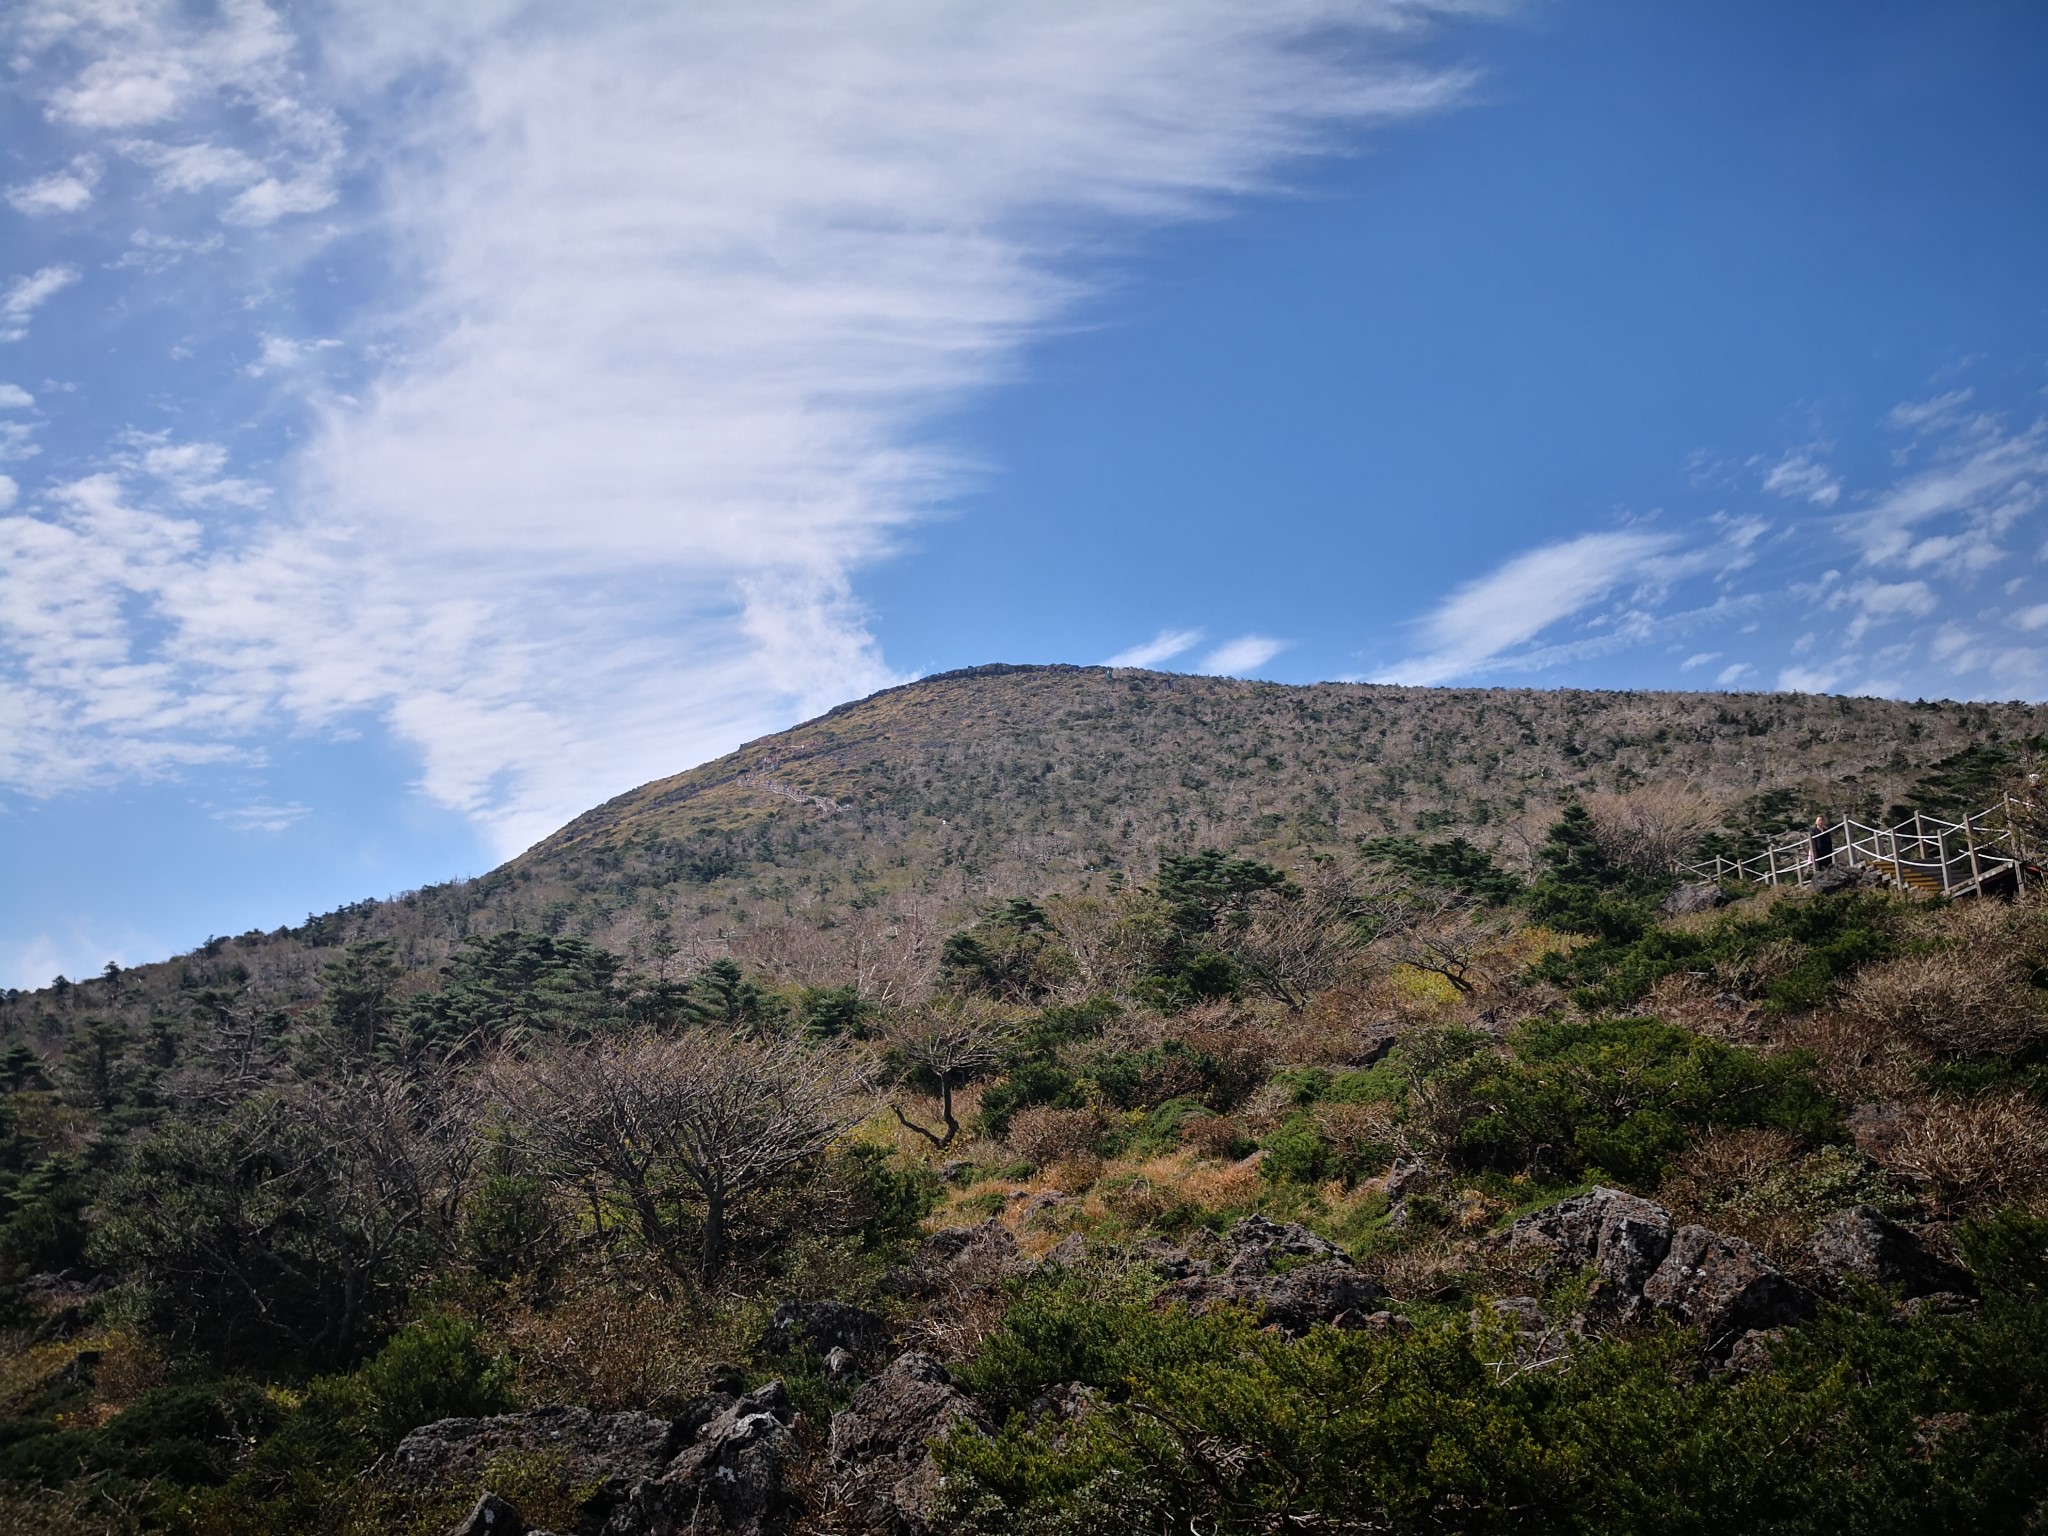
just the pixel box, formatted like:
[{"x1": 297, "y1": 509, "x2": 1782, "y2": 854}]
[{"x1": 3, "y1": 669, "x2": 2047, "y2": 1531}]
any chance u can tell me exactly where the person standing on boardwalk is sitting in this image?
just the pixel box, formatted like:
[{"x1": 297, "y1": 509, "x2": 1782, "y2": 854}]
[{"x1": 1808, "y1": 813, "x2": 1834, "y2": 871}]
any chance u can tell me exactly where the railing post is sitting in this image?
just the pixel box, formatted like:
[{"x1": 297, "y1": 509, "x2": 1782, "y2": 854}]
[
  {"x1": 1964, "y1": 812, "x2": 1983, "y2": 892},
  {"x1": 1767, "y1": 845, "x2": 1778, "y2": 886}
]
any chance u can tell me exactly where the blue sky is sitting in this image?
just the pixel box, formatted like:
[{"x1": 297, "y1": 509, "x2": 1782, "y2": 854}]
[{"x1": 4, "y1": 0, "x2": 2047, "y2": 986}]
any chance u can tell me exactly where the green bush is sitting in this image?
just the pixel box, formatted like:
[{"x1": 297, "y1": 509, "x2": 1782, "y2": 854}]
[
  {"x1": 1959, "y1": 1208, "x2": 2048, "y2": 1299},
  {"x1": 1534, "y1": 889, "x2": 1900, "y2": 1014},
  {"x1": 0, "y1": 1377, "x2": 284, "y2": 1493},
  {"x1": 1425, "y1": 1017, "x2": 1841, "y2": 1185},
  {"x1": 940, "y1": 1276, "x2": 2048, "y2": 1535},
  {"x1": 354, "y1": 1316, "x2": 513, "y2": 1449},
  {"x1": 835, "y1": 1142, "x2": 939, "y2": 1252}
]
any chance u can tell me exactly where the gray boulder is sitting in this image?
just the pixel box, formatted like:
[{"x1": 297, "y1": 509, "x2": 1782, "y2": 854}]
[
  {"x1": 1158, "y1": 1219, "x2": 1382, "y2": 1336},
  {"x1": 830, "y1": 1352, "x2": 988, "y2": 1534},
  {"x1": 389, "y1": 1406, "x2": 678, "y2": 1523},
  {"x1": 1501, "y1": 1187, "x2": 1675, "y2": 1313},
  {"x1": 1642, "y1": 1226, "x2": 1812, "y2": 1349},
  {"x1": 614, "y1": 1382, "x2": 797, "y2": 1536},
  {"x1": 1662, "y1": 882, "x2": 1731, "y2": 917},
  {"x1": 757, "y1": 1300, "x2": 890, "y2": 1360},
  {"x1": 1221, "y1": 1214, "x2": 1346, "y2": 1275},
  {"x1": 886, "y1": 1218, "x2": 1023, "y2": 1297},
  {"x1": 1809, "y1": 1206, "x2": 1972, "y2": 1299}
]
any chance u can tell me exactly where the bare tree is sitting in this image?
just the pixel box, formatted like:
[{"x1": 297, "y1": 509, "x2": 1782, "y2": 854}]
[
  {"x1": 883, "y1": 1000, "x2": 1017, "y2": 1151},
  {"x1": 1585, "y1": 783, "x2": 1719, "y2": 876},
  {"x1": 493, "y1": 1030, "x2": 868, "y2": 1279},
  {"x1": 1356, "y1": 882, "x2": 1516, "y2": 1000},
  {"x1": 1220, "y1": 862, "x2": 1373, "y2": 1010}
]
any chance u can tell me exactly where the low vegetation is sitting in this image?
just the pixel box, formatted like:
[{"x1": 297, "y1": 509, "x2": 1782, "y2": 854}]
[{"x1": 4, "y1": 670, "x2": 2047, "y2": 1531}]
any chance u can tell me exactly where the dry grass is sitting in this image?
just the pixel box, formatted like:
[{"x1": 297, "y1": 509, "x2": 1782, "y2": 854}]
[
  {"x1": 1586, "y1": 783, "x2": 1720, "y2": 878},
  {"x1": 1773, "y1": 1008, "x2": 1932, "y2": 1100},
  {"x1": 1641, "y1": 972, "x2": 1764, "y2": 1045},
  {"x1": 1658, "y1": 1128, "x2": 1824, "y2": 1275},
  {"x1": 1885, "y1": 1090, "x2": 2048, "y2": 1218},
  {"x1": 1181, "y1": 1111, "x2": 1253, "y2": 1161},
  {"x1": 1005, "y1": 1106, "x2": 1108, "y2": 1170},
  {"x1": 0, "y1": 1482, "x2": 140, "y2": 1536},
  {"x1": 487, "y1": 1260, "x2": 760, "y2": 1416},
  {"x1": 1840, "y1": 937, "x2": 2045, "y2": 1059}
]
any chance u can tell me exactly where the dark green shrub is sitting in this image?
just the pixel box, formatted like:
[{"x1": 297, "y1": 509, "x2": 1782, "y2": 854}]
[
  {"x1": 1429, "y1": 1017, "x2": 1841, "y2": 1185},
  {"x1": 354, "y1": 1316, "x2": 512, "y2": 1449},
  {"x1": 941, "y1": 1276, "x2": 2048, "y2": 1536},
  {"x1": 835, "y1": 1142, "x2": 939, "y2": 1251},
  {"x1": 463, "y1": 1169, "x2": 561, "y2": 1282},
  {"x1": 1959, "y1": 1208, "x2": 2048, "y2": 1298},
  {"x1": 1261, "y1": 1111, "x2": 1335, "y2": 1186},
  {"x1": 1535, "y1": 889, "x2": 1901, "y2": 1014}
]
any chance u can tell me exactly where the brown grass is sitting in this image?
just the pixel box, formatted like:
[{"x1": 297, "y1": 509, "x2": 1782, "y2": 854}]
[
  {"x1": 1005, "y1": 1106, "x2": 1108, "y2": 1169},
  {"x1": 1885, "y1": 1090, "x2": 2048, "y2": 1217},
  {"x1": 1181, "y1": 1111, "x2": 1252, "y2": 1161},
  {"x1": 1840, "y1": 943, "x2": 2045, "y2": 1058},
  {"x1": 487, "y1": 1261, "x2": 760, "y2": 1416},
  {"x1": 1773, "y1": 1008, "x2": 1931, "y2": 1100}
]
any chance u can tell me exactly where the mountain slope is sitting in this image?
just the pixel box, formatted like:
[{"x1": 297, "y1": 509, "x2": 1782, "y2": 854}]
[{"x1": 4, "y1": 665, "x2": 2041, "y2": 1025}]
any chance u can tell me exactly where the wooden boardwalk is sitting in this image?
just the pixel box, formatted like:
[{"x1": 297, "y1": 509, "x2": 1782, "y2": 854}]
[{"x1": 1680, "y1": 801, "x2": 2030, "y2": 899}]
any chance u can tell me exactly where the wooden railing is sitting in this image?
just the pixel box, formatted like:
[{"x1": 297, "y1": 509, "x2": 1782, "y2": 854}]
[{"x1": 1678, "y1": 799, "x2": 2030, "y2": 898}]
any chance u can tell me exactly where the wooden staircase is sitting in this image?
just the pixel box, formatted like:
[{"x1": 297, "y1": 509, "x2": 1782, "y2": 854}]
[{"x1": 1860, "y1": 859, "x2": 1945, "y2": 896}]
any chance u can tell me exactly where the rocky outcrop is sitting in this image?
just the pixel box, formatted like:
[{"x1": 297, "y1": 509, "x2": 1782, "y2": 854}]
[
  {"x1": 1156, "y1": 1216, "x2": 1383, "y2": 1336},
  {"x1": 1809, "y1": 1207, "x2": 1972, "y2": 1299},
  {"x1": 886, "y1": 1219, "x2": 1023, "y2": 1297},
  {"x1": 1223, "y1": 1213, "x2": 1347, "y2": 1271},
  {"x1": 757, "y1": 1300, "x2": 891, "y2": 1360},
  {"x1": 1502, "y1": 1190, "x2": 1817, "y2": 1354},
  {"x1": 1662, "y1": 881, "x2": 1730, "y2": 917},
  {"x1": 1640, "y1": 1226, "x2": 1812, "y2": 1349},
  {"x1": 389, "y1": 1406, "x2": 678, "y2": 1519},
  {"x1": 1501, "y1": 1187, "x2": 1675, "y2": 1315},
  {"x1": 392, "y1": 1387, "x2": 802, "y2": 1536},
  {"x1": 615, "y1": 1383, "x2": 797, "y2": 1536},
  {"x1": 830, "y1": 1352, "x2": 988, "y2": 1534}
]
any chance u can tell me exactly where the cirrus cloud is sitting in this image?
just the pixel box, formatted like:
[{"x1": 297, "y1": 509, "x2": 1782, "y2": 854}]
[{"x1": 2, "y1": 0, "x2": 1495, "y2": 853}]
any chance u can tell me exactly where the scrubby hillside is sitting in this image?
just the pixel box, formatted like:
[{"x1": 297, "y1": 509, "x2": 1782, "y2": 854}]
[
  {"x1": 2, "y1": 669, "x2": 2047, "y2": 1533},
  {"x1": 8, "y1": 665, "x2": 2036, "y2": 1037}
]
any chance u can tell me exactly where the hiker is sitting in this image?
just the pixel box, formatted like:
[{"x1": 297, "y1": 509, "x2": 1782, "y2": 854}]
[{"x1": 1808, "y1": 813, "x2": 1834, "y2": 870}]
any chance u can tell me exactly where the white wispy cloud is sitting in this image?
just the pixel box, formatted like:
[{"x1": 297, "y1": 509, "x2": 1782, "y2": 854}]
[
  {"x1": 1829, "y1": 578, "x2": 1939, "y2": 642},
  {"x1": 1106, "y1": 628, "x2": 1204, "y2": 668},
  {"x1": 1715, "y1": 661, "x2": 1753, "y2": 687},
  {"x1": 1201, "y1": 635, "x2": 1288, "y2": 676},
  {"x1": 6, "y1": 159, "x2": 99, "y2": 215},
  {"x1": 1679, "y1": 651, "x2": 1719, "y2": 670},
  {"x1": 1849, "y1": 411, "x2": 2047, "y2": 575},
  {"x1": 212, "y1": 800, "x2": 310, "y2": 833},
  {"x1": 2, "y1": 0, "x2": 1490, "y2": 853},
  {"x1": 26, "y1": 0, "x2": 342, "y2": 226},
  {"x1": 0, "y1": 266, "x2": 80, "y2": 343},
  {"x1": 0, "y1": 385, "x2": 36, "y2": 409},
  {"x1": 1375, "y1": 528, "x2": 1681, "y2": 685},
  {"x1": 1886, "y1": 389, "x2": 1974, "y2": 432},
  {"x1": 1762, "y1": 451, "x2": 1841, "y2": 507},
  {"x1": 243, "y1": 334, "x2": 340, "y2": 378}
]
